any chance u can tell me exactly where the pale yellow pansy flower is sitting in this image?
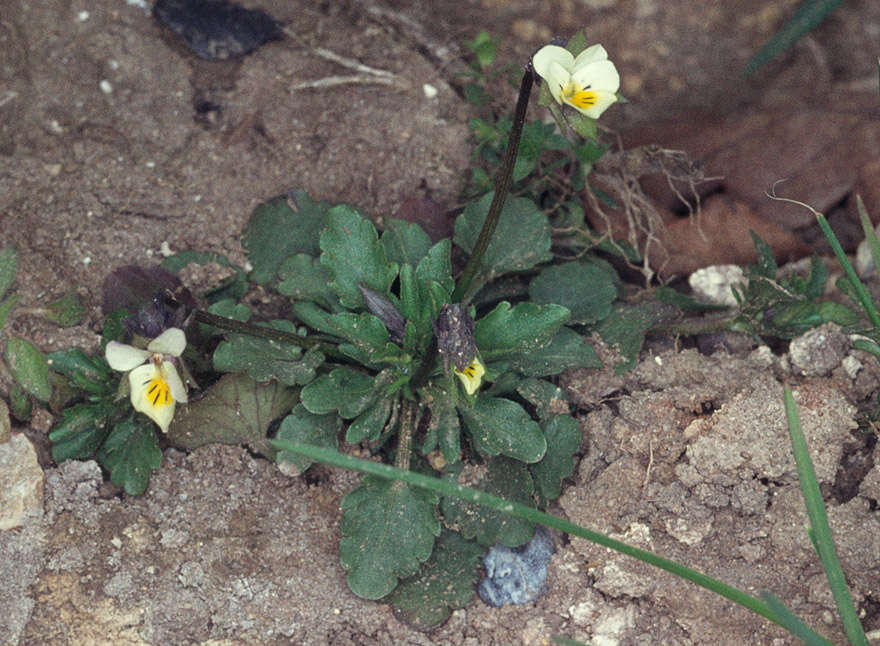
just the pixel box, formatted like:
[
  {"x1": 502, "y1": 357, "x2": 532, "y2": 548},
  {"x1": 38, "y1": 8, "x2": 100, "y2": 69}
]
[
  {"x1": 532, "y1": 44, "x2": 620, "y2": 119},
  {"x1": 454, "y1": 358, "x2": 485, "y2": 396},
  {"x1": 105, "y1": 327, "x2": 188, "y2": 433}
]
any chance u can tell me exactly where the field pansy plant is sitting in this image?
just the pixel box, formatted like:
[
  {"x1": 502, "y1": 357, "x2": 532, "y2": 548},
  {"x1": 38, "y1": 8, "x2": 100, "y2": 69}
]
[
  {"x1": 105, "y1": 327, "x2": 188, "y2": 433},
  {"x1": 532, "y1": 43, "x2": 619, "y2": 118}
]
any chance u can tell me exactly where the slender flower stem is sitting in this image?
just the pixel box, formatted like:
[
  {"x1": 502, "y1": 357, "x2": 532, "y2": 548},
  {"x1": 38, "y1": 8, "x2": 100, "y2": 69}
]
[
  {"x1": 452, "y1": 67, "x2": 534, "y2": 303},
  {"x1": 193, "y1": 310, "x2": 342, "y2": 358}
]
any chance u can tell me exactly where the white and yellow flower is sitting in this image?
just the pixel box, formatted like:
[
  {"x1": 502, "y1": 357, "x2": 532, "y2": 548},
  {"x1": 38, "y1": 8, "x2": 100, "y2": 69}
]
[
  {"x1": 105, "y1": 327, "x2": 188, "y2": 433},
  {"x1": 532, "y1": 44, "x2": 620, "y2": 119},
  {"x1": 454, "y1": 358, "x2": 485, "y2": 396}
]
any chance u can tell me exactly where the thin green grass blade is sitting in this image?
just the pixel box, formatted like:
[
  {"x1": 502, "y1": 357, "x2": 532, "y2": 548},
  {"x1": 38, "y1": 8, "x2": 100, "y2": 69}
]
[
  {"x1": 783, "y1": 387, "x2": 868, "y2": 646},
  {"x1": 815, "y1": 211, "x2": 880, "y2": 327},
  {"x1": 761, "y1": 592, "x2": 837, "y2": 646},
  {"x1": 851, "y1": 337, "x2": 880, "y2": 361},
  {"x1": 856, "y1": 195, "x2": 880, "y2": 280},
  {"x1": 744, "y1": 0, "x2": 843, "y2": 75},
  {"x1": 271, "y1": 439, "x2": 835, "y2": 645}
]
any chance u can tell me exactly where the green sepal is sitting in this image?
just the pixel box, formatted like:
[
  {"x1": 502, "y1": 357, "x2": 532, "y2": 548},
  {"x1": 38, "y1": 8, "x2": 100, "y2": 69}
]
[
  {"x1": 320, "y1": 205, "x2": 398, "y2": 309},
  {"x1": 458, "y1": 396, "x2": 546, "y2": 463},
  {"x1": 529, "y1": 415, "x2": 581, "y2": 503},
  {"x1": 454, "y1": 194, "x2": 552, "y2": 283},
  {"x1": 386, "y1": 529, "x2": 486, "y2": 630},
  {"x1": 49, "y1": 400, "x2": 115, "y2": 461},
  {"x1": 275, "y1": 404, "x2": 341, "y2": 474},
  {"x1": 475, "y1": 301, "x2": 570, "y2": 362},
  {"x1": 440, "y1": 456, "x2": 535, "y2": 547},
  {"x1": 212, "y1": 320, "x2": 324, "y2": 386},
  {"x1": 97, "y1": 418, "x2": 162, "y2": 496},
  {"x1": 340, "y1": 475, "x2": 441, "y2": 599}
]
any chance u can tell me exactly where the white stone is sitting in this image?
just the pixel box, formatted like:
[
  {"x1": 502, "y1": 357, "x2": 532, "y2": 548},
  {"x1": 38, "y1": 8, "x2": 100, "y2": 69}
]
[
  {"x1": 0, "y1": 434, "x2": 44, "y2": 529},
  {"x1": 688, "y1": 264, "x2": 746, "y2": 307}
]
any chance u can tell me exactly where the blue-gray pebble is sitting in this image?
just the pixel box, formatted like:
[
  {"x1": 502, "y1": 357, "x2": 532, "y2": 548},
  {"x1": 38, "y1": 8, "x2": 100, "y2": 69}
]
[{"x1": 478, "y1": 526, "x2": 555, "y2": 607}]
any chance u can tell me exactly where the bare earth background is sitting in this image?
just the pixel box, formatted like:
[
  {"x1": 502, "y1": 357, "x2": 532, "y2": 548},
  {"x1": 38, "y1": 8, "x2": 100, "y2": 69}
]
[{"x1": 2, "y1": 0, "x2": 880, "y2": 644}]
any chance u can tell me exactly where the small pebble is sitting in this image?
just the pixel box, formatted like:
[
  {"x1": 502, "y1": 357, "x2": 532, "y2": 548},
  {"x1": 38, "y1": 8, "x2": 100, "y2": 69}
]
[
  {"x1": 422, "y1": 83, "x2": 438, "y2": 99},
  {"x1": 479, "y1": 526, "x2": 555, "y2": 607}
]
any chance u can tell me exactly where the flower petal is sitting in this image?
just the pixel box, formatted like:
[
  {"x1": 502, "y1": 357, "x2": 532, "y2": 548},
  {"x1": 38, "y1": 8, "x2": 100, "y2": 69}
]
[
  {"x1": 454, "y1": 359, "x2": 485, "y2": 396},
  {"x1": 105, "y1": 341, "x2": 150, "y2": 372},
  {"x1": 569, "y1": 89, "x2": 618, "y2": 119},
  {"x1": 572, "y1": 44, "x2": 609, "y2": 68},
  {"x1": 543, "y1": 60, "x2": 573, "y2": 105},
  {"x1": 532, "y1": 45, "x2": 574, "y2": 80},
  {"x1": 162, "y1": 361, "x2": 188, "y2": 404},
  {"x1": 570, "y1": 60, "x2": 620, "y2": 94},
  {"x1": 129, "y1": 363, "x2": 176, "y2": 433},
  {"x1": 147, "y1": 327, "x2": 187, "y2": 357}
]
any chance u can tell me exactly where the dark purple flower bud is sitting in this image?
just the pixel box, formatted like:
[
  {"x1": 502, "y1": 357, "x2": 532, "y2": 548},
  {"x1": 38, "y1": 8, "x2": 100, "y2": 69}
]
[
  {"x1": 433, "y1": 303, "x2": 476, "y2": 372},
  {"x1": 359, "y1": 285, "x2": 406, "y2": 342},
  {"x1": 102, "y1": 265, "x2": 197, "y2": 338}
]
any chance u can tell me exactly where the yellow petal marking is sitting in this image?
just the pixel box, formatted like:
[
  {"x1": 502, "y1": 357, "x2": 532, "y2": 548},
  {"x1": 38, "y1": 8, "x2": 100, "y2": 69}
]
[{"x1": 562, "y1": 80, "x2": 597, "y2": 108}]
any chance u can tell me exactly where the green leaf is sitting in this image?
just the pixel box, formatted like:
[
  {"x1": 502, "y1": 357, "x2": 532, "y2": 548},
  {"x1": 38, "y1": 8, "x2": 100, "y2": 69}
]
[
  {"x1": 49, "y1": 400, "x2": 115, "y2": 461},
  {"x1": 421, "y1": 384, "x2": 461, "y2": 466},
  {"x1": 320, "y1": 205, "x2": 399, "y2": 309},
  {"x1": 416, "y1": 239, "x2": 455, "y2": 294},
  {"x1": 243, "y1": 191, "x2": 331, "y2": 284},
  {"x1": 528, "y1": 261, "x2": 617, "y2": 325},
  {"x1": 381, "y1": 219, "x2": 433, "y2": 267},
  {"x1": 5, "y1": 336, "x2": 51, "y2": 401},
  {"x1": 751, "y1": 230, "x2": 778, "y2": 278},
  {"x1": 47, "y1": 348, "x2": 113, "y2": 387},
  {"x1": 441, "y1": 456, "x2": 535, "y2": 547},
  {"x1": 0, "y1": 294, "x2": 20, "y2": 330},
  {"x1": 475, "y1": 301, "x2": 570, "y2": 362},
  {"x1": 454, "y1": 194, "x2": 552, "y2": 282},
  {"x1": 516, "y1": 378, "x2": 569, "y2": 422},
  {"x1": 513, "y1": 121, "x2": 548, "y2": 181},
  {"x1": 97, "y1": 419, "x2": 162, "y2": 496},
  {"x1": 168, "y1": 373, "x2": 298, "y2": 457},
  {"x1": 41, "y1": 292, "x2": 85, "y2": 327},
  {"x1": 530, "y1": 415, "x2": 581, "y2": 502},
  {"x1": 8, "y1": 383, "x2": 31, "y2": 421},
  {"x1": 386, "y1": 529, "x2": 485, "y2": 630},
  {"x1": 340, "y1": 475, "x2": 441, "y2": 599},
  {"x1": 277, "y1": 254, "x2": 340, "y2": 309},
  {"x1": 458, "y1": 396, "x2": 546, "y2": 463},
  {"x1": 0, "y1": 247, "x2": 17, "y2": 300},
  {"x1": 504, "y1": 326, "x2": 602, "y2": 377},
  {"x1": 327, "y1": 312, "x2": 398, "y2": 365},
  {"x1": 595, "y1": 302, "x2": 664, "y2": 374},
  {"x1": 346, "y1": 397, "x2": 393, "y2": 444},
  {"x1": 213, "y1": 321, "x2": 323, "y2": 386},
  {"x1": 275, "y1": 404, "x2": 341, "y2": 474},
  {"x1": 301, "y1": 367, "x2": 378, "y2": 419}
]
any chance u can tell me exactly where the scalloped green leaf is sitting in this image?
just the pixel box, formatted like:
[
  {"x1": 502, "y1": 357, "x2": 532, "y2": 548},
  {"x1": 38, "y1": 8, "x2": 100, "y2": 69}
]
[
  {"x1": 387, "y1": 529, "x2": 485, "y2": 630},
  {"x1": 530, "y1": 415, "x2": 581, "y2": 502},
  {"x1": 326, "y1": 312, "x2": 399, "y2": 365},
  {"x1": 421, "y1": 384, "x2": 461, "y2": 466},
  {"x1": 595, "y1": 301, "x2": 663, "y2": 374},
  {"x1": 340, "y1": 475, "x2": 441, "y2": 599},
  {"x1": 381, "y1": 218, "x2": 433, "y2": 267},
  {"x1": 416, "y1": 239, "x2": 454, "y2": 294},
  {"x1": 454, "y1": 193, "x2": 552, "y2": 281},
  {"x1": 97, "y1": 419, "x2": 162, "y2": 496},
  {"x1": 0, "y1": 247, "x2": 18, "y2": 300},
  {"x1": 275, "y1": 404, "x2": 341, "y2": 474},
  {"x1": 301, "y1": 367, "x2": 378, "y2": 419},
  {"x1": 47, "y1": 348, "x2": 113, "y2": 392},
  {"x1": 168, "y1": 373, "x2": 298, "y2": 457},
  {"x1": 441, "y1": 457, "x2": 535, "y2": 547},
  {"x1": 5, "y1": 336, "x2": 51, "y2": 402},
  {"x1": 528, "y1": 261, "x2": 617, "y2": 325},
  {"x1": 320, "y1": 205, "x2": 398, "y2": 309},
  {"x1": 277, "y1": 253, "x2": 340, "y2": 310},
  {"x1": 504, "y1": 326, "x2": 602, "y2": 377},
  {"x1": 243, "y1": 191, "x2": 332, "y2": 284},
  {"x1": 346, "y1": 397, "x2": 393, "y2": 444},
  {"x1": 49, "y1": 400, "x2": 115, "y2": 461},
  {"x1": 458, "y1": 396, "x2": 546, "y2": 463},
  {"x1": 212, "y1": 321, "x2": 323, "y2": 386},
  {"x1": 516, "y1": 378, "x2": 569, "y2": 422},
  {"x1": 475, "y1": 301, "x2": 570, "y2": 362}
]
